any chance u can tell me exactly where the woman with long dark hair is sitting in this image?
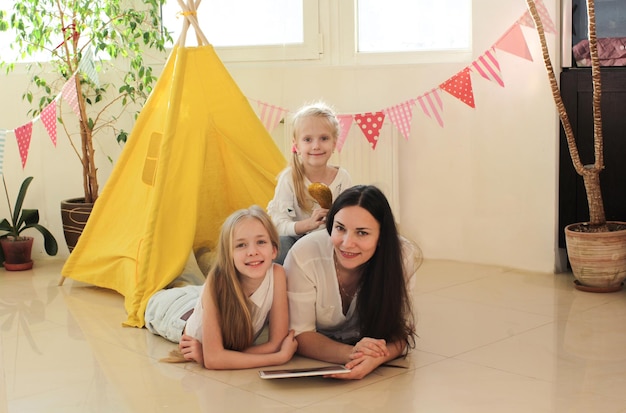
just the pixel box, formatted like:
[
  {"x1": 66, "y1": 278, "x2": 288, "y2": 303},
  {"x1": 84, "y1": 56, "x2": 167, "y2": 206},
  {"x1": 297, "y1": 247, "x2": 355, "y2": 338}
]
[{"x1": 284, "y1": 185, "x2": 420, "y2": 379}]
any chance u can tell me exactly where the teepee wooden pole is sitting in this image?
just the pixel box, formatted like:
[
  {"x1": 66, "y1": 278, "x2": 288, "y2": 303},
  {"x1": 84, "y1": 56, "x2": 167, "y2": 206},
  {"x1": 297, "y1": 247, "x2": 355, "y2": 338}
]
[{"x1": 176, "y1": 0, "x2": 210, "y2": 47}]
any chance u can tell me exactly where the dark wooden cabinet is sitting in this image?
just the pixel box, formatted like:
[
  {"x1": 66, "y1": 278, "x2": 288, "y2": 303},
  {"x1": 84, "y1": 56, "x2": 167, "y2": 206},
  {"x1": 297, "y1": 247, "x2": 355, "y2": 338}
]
[{"x1": 559, "y1": 68, "x2": 626, "y2": 248}]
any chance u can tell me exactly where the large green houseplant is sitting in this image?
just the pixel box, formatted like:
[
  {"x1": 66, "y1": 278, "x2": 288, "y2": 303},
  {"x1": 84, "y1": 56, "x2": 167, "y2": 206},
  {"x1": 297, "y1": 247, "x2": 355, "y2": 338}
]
[
  {"x1": 1, "y1": 176, "x2": 58, "y2": 270},
  {"x1": 527, "y1": 0, "x2": 626, "y2": 292},
  {"x1": 0, "y1": 0, "x2": 171, "y2": 248},
  {"x1": 0, "y1": 0, "x2": 171, "y2": 203}
]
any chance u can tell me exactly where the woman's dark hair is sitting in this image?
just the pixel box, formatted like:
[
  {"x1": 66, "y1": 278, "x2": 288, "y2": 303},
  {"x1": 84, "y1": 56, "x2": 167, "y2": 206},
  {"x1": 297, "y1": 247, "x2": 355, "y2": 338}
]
[{"x1": 326, "y1": 185, "x2": 415, "y2": 347}]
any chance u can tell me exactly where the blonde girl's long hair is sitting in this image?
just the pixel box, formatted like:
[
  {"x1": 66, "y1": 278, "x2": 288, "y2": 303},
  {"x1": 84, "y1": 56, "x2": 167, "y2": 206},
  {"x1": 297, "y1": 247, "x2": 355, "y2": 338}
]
[
  {"x1": 290, "y1": 102, "x2": 340, "y2": 214},
  {"x1": 210, "y1": 205, "x2": 280, "y2": 351}
]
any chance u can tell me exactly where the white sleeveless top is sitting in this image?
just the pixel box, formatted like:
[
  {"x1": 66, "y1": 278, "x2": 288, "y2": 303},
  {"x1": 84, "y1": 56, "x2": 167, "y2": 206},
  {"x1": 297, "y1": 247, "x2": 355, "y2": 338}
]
[{"x1": 185, "y1": 264, "x2": 275, "y2": 342}]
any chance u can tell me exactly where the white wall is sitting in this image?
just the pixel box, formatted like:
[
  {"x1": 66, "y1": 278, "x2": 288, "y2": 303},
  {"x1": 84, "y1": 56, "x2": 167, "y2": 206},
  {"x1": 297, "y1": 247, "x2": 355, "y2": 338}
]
[{"x1": 0, "y1": 0, "x2": 562, "y2": 273}]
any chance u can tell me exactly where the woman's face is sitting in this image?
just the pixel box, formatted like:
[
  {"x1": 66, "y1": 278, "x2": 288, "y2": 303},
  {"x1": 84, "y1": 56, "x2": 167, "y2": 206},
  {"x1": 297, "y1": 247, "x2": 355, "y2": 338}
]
[{"x1": 330, "y1": 205, "x2": 380, "y2": 270}]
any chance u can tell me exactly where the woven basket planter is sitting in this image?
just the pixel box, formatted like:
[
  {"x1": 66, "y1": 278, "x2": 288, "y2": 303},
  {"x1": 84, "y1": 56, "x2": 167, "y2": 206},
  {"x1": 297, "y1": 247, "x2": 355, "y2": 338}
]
[{"x1": 565, "y1": 221, "x2": 626, "y2": 292}]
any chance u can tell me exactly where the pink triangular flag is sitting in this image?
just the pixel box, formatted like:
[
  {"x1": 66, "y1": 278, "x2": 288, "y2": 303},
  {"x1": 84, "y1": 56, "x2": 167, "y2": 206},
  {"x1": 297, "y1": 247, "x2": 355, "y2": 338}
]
[
  {"x1": 440, "y1": 68, "x2": 476, "y2": 108},
  {"x1": 336, "y1": 114, "x2": 353, "y2": 153},
  {"x1": 61, "y1": 75, "x2": 82, "y2": 118},
  {"x1": 354, "y1": 111, "x2": 385, "y2": 150},
  {"x1": 519, "y1": 0, "x2": 556, "y2": 34},
  {"x1": 416, "y1": 89, "x2": 444, "y2": 128},
  {"x1": 495, "y1": 23, "x2": 533, "y2": 61},
  {"x1": 257, "y1": 101, "x2": 288, "y2": 133},
  {"x1": 471, "y1": 48, "x2": 505, "y2": 87},
  {"x1": 41, "y1": 101, "x2": 58, "y2": 146},
  {"x1": 14, "y1": 122, "x2": 33, "y2": 168},
  {"x1": 383, "y1": 99, "x2": 415, "y2": 140}
]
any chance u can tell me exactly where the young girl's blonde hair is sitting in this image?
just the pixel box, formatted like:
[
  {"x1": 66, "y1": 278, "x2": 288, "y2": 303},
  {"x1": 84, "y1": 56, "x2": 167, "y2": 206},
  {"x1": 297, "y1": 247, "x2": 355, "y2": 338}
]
[
  {"x1": 290, "y1": 102, "x2": 340, "y2": 214},
  {"x1": 210, "y1": 205, "x2": 279, "y2": 351}
]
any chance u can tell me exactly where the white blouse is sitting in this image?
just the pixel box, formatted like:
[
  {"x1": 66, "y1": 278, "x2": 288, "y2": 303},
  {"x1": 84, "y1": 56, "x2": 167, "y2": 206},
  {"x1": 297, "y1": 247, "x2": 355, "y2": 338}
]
[
  {"x1": 284, "y1": 230, "x2": 417, "y2": 343},
  {"x1": 267, "y1": 166, "x2": 352, "y2": 237},
  {"x1": 185, "y1": 264, "x2": 276, "y2": 342}
]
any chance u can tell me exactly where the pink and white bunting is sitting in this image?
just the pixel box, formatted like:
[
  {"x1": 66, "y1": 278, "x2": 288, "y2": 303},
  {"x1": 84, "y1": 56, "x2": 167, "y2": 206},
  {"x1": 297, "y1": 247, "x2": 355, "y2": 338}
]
[
  {"x1": 41, "y1": 101, "x2": 58, "y2": 146},
  {"x1": 354, "y1": 111, "x2": 386, "y2": 150},
  {"x1": 383, "y1": 99, "x2": 416, "y2": 141},
  {"x1": 61, "y1": 75, "x2": 82, "y2": 119},
  {"x1": 336, "y1": 114, "x2": 354, "y2": 153},
  {"x1": 416, "y1": 89, "x2": 444, "y2": 128},
  {"x1": 495, "y1": 23, "x2": 533, "y2": 61},
  {"x1": 0, "y1": 4, "x2": 560, "y2": 164},
  {"x1": 440, "y1": 67, "x2": 476, "y2": 109},
  {"x1": 14, "y1": 122, "x2": 33, "y2": 168},
  {"x1": 0, "y1": 129, "x2": 6, "y2": 174},
  {"x1": 257, "y1": 101, "x2": 289, "y2": 133},
  {"x1": 518, "y1": 0, "x2": 556, "y2": 34},
  {"x1": 471, "y1": 48, "x2": 505, "y2": 87}
]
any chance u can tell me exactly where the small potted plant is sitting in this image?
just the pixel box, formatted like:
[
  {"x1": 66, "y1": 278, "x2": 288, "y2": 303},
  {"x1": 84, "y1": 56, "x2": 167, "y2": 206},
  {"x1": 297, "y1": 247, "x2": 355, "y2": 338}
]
[{"x1": 1, "y1": 176, "x2": 58, "y2": 271}]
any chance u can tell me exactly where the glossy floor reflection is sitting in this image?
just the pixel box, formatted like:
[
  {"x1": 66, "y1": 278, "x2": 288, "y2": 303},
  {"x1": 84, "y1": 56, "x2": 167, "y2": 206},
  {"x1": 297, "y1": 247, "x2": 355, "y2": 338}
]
[{"x1": 2, "y1": 258, "x2": 626, "y2": 413}]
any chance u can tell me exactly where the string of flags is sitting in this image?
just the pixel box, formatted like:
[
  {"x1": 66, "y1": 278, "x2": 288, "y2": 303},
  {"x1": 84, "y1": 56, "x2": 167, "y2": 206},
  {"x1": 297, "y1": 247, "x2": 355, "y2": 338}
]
[
  {"x1": 0, "y1": 1, "x2": 556, "y2": 173},
  {"x1": 253, "y1": 0, "x2": 555, "y2": 152}
]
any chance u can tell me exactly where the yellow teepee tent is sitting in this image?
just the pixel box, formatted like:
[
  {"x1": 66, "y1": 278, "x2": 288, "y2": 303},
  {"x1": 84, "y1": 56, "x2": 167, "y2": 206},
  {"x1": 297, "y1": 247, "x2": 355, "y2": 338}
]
[{"x1": 60, "y1": 0, "x2": 286, "y2": 327}]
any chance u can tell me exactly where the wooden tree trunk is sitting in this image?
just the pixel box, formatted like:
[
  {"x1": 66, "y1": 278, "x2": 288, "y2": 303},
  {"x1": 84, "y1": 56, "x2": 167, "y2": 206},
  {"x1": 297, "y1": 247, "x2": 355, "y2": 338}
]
[{"x1": 525, "y1": 0, "x2": 606, "y2": 228}]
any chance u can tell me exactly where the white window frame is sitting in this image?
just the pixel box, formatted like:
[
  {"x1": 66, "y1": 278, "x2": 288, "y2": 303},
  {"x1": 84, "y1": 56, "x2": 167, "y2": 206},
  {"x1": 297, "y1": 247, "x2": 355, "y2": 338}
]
[
  {"x1": 165, "y1": 0, "x2": 322, "y2": 63},
  {"x1": 336, "y1": 0, "x2": 473, "y2": 66}
]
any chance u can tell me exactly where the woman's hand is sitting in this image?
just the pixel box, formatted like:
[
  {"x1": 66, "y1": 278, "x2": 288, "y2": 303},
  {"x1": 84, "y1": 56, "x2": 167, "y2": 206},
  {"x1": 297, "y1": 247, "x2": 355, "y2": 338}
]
[
  {"x1": 179, "y1": 334, "x2": 204, "y2": 365},
  {"x1": 350, "y1": 337, "x2": 389, "y2": 359},
  {"x1": 326, "y1": 355, "x2": 383, "y2": 380},
  {"x1": 278, "y1": 330, "x2": 299, "y2": 363}
]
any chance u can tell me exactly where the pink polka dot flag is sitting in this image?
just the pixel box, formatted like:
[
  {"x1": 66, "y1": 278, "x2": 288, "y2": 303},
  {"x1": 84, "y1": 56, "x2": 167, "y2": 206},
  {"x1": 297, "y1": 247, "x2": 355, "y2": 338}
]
[
  {"x1": 518, "y1": 0, "x2": 556, "y2": 34},
  {"x1": 14, "y1": 122, "x2": 33, "y2": 168},
  {"x1": 440, "y1": 67, "x2": 475, "y2": 109},
  {"x1": 41, "y1": 101, "x2": 58, "y2": 146},
  {"x1": 354, "y1": 111, "x2": 386, "y2": 150},
  {"x1": 61, "y1": 75, "x2": 82, "y2": 119}
]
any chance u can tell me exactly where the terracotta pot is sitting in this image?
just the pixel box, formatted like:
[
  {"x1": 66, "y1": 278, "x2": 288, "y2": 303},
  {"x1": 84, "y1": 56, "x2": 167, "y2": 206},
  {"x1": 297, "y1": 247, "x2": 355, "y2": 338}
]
[
  {"x1": 565, "y1": 221, "x2": 626, "y2": 292},
  {"x1": 1, "y1": 236, "x2": 34, "y2": 271},
  {"x1": 60, "y1": 198, "x2": 94, "y2": 252}
]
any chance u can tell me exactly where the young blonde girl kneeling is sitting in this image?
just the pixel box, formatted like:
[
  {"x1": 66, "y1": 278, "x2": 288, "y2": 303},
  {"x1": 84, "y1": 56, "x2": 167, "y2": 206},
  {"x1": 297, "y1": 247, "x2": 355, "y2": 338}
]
[
  {"x1": 145, "y1": 206, "x2": 297, "y2": 369},
  {"x1": 267, "y1": 102, "x2": 352, "y2": 264}
]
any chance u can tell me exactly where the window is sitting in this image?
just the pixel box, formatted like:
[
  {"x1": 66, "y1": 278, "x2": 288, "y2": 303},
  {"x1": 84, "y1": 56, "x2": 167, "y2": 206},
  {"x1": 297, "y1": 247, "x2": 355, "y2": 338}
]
[
  {"x1": 161, "y1": 0, "x2": 322, "y2": 62},
  {"x1": 340, "y1": 0, "x2": 472, "y2": 65},
  {"x1": 356, "y1": 0, "x2": 471, "y2": 53}
]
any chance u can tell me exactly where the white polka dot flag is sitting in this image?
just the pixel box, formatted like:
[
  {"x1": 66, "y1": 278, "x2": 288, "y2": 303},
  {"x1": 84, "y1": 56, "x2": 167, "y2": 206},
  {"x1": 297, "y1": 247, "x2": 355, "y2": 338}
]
[
  {"x1": 0, "y1": 129, "x2": 6, "y2": 174},
  {"x1": 416, "y1": 89, "x2": 444, "y2": 128},
  {"x1": 257, "y1": 101, "x2": 289, "y2": 133},
  {"x1": 440, "y1": 67, "x2": 475, "y2": 109},
  {"x1": 40, "y1": 101, "x2": 58, "y2": 146},
  {"x1": 336, "y1": 114, "x2": 354, "y2": 153},
  {"x1": 471, "y1": 48, "x2": 504, "y2": 88},
  {"x1": 354, "y1": 111, "x2": 386, "y2": 150},
  {"x1": 14, "y1": 121, "x2": 33, "y2": 168},
  {"x1": 61, "y1": 74, "x2": 82, "y2": 119},
  {"x1": 518, "y1": 0, "x2": 556, "y2": 34},
  {"x1": 383, "y1": 99, "x2": 416, "y2": 141}
]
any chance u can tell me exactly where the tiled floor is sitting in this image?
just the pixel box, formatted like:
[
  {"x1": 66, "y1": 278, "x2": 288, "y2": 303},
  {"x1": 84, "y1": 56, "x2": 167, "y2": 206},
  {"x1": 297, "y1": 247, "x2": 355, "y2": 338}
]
[{"x1": 1, "y1": 258, "x2": 626, "y2": 412}]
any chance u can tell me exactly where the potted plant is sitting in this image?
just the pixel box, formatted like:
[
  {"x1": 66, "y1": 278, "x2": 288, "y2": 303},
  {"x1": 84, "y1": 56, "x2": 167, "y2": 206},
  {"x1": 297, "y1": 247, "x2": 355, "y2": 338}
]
[
  {"x1": 0, "y1": 0, "x2": 171, "y2": 250},
  {"x1": 526, "y1": 0, "x2": 626, "y2": 292},
  {"x1": 1, "y1": 176, "x2": 58, "y2": 271}
]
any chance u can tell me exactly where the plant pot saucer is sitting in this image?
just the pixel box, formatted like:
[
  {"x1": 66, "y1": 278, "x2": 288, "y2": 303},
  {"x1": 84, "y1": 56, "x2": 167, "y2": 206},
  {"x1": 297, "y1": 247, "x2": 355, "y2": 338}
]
[
  {"x1": 574, "y1": 280, "x2": 623, "y2": 293},
  {"x1": 3, "y1": 260, "x2": 33, "y2": 271}
]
